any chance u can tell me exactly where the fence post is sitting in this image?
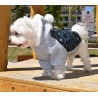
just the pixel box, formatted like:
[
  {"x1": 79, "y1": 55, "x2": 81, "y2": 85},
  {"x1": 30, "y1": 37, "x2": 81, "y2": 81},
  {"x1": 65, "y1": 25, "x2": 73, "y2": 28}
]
[{"x1": 0, "y1": 5, "x2": 11, "y2": 71}]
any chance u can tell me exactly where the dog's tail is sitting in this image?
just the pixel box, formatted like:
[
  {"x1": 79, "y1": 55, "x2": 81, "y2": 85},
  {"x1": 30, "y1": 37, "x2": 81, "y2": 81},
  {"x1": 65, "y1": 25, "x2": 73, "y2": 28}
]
[{"x1": 71, "y1": 22, "x2": 89, "y2": 41}]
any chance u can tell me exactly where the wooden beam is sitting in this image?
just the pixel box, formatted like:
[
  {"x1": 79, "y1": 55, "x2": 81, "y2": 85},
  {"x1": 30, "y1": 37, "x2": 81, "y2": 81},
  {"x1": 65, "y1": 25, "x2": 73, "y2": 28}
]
[
  {"x1": 0, "y1": 57, "x2": 98, "y2": 92},
  {"x1": 0, "y1": 6, "x2": 11, "y2": 71},
  {"x1": 0, "y1": 77, "x2": 66, "y2": 92},
  {"x1": 30, "y1": 5, "x2": 45, "y2": 16},
  {"x1": 30, "y1": 5, "x2": 45, "y2": 59},
  {"x1": 96, "y1": 5, "x2": 98, "y2": 41}
]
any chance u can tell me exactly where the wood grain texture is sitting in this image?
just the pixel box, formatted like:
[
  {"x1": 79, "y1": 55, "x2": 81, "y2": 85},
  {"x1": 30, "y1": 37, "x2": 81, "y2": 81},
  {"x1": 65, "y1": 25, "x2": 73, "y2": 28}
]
[
  {"x1": 0, "y1": 57, "x2": 98, "y2": 92},
  {"x1": 0, "y1": 5, "x2": 11, "y2": 71}
]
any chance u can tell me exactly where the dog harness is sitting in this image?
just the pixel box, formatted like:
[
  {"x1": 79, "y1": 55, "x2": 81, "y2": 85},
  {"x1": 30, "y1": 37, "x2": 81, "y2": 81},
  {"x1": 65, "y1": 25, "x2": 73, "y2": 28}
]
[{"x1": 51, "y1": 29, "x2": 82, "y2": 52}]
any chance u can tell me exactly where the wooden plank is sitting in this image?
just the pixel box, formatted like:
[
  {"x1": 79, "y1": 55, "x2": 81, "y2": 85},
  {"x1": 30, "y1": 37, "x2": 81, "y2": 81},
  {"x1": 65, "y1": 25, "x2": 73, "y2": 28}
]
[
  {"x1": 32, "y1": 49, "x2": 37, "y2": 60},
  {"x1": 18, "y1": 55, "x2": 33, "y2": 62},
  {"x1": 0, "y1": 76, "x2": 94, "y2": 92},
  {"x1": 0, "y1": 57, "x2": 97, "y2": 92},
  {"x1": 0, "y1": 5, "x2": 11, "y2": 71},
  {"x1": 0, "y1": 77, "x2": 67, "y2": 92}
]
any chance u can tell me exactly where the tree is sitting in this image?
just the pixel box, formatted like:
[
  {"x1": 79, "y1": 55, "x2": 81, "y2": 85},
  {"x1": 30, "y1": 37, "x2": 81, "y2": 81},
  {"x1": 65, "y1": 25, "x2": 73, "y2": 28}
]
[
  {"x1": 93, "y1": 6, "x2": 96, "y2": 18},
  {"x1": 44, "y1": 5, "x2": 64, "y2": 29},
  {"x1": 93, "y1": 6, "x2": 96, "y2": 33},
  {"x1": 69, "y1": 6, "x2": 81, "y2": 28},
  {"x1": 11, "y1": 5, "x2": 30, "y2": 23}
]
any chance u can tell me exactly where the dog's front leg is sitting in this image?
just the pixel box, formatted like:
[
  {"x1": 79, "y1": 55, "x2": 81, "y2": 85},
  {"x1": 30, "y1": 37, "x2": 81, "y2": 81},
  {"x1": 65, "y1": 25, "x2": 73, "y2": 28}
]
[
  {"x1": 50, "y1": 53, "x2": 67, "y2": 79},
  {"x1": 38, "y1": 60, "x2": 53, "y2": 77},
  {"x1": 50, "y1": 50, "x2": 67, "y2": 80},
  {"x1": 51, "y1": 63, "x2": 66, "y2": 80},
  {"x1": 66, "y1": 55, "x2": 75, "y2": 71}
]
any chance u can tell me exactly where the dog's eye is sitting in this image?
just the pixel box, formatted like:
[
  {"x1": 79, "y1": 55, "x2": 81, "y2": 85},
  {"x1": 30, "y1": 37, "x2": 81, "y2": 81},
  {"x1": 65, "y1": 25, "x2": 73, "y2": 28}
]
[{"x1": 15, "y1": 32, "x2": 19, "y2": 36}]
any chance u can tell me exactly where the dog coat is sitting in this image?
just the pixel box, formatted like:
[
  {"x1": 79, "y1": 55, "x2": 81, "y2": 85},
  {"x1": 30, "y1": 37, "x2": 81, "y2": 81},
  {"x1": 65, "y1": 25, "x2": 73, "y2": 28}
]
[
  {"x1": 51, "y1": 29, "x2": 82, "y2": 52},
  {"x1": 33, "y1": 14, "x2": 82, "y2": 71},
  {"x1": 35, "y1": 29, "x2": 81, "y2": 70}
]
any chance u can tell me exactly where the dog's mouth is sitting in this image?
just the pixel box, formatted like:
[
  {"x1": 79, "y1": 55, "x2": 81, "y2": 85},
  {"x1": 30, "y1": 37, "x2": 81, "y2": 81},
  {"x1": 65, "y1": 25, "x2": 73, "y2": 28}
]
[
  {"x1": 18, "y1": 44, "x2": 22, "y2": 47},
  {"x1": 17, "y1": 41, "x2": 30, "y2": 48}
]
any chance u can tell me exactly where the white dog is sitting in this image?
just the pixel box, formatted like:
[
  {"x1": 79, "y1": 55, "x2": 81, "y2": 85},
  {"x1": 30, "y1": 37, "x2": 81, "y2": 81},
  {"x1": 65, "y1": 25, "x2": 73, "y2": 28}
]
[{"x1": 10, "y1": 14, "x2": 91, "y2": 80}]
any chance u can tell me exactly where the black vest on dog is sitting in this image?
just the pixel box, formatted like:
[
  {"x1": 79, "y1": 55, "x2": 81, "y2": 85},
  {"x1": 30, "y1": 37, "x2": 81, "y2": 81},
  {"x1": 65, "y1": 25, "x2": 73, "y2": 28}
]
[{"x1": 51, "y1": 29, "x2": 82, "y2": 52}]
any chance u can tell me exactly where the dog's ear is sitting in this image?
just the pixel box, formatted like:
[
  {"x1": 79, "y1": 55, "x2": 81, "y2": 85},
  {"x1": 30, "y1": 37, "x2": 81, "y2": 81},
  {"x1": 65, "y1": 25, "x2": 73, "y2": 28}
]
[
  {"x1": 32, "y1": 14, "x2": 44, "y2": 33},
  {"x1": 42, "y1": 17, "x2": 53, "y2": 35},
  {"x1": 33, "y1": 14, "x2": 53, "y2": 35},
  {"x1": 41, "y1": 15, "x2": 53, "y2": 38}
]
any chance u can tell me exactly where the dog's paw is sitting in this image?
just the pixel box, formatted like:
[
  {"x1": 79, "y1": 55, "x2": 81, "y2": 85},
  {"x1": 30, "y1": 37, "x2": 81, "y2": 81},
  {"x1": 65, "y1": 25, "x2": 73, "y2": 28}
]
[
  {"x1": 84, "y1": 66, "x2": 91, "y2": 72},
  {"x1": 51, "y1": 73, "x2": 65, "y2": 80},
  {"x1": 84, "y1": 68, "x2": 91, "y2": 72},
  {"x1": 65, "y1": 65, "x2": 73, "y2": 71},
  {"x1": 42, "y1": 70, "x2": 53, "y2": 77}
]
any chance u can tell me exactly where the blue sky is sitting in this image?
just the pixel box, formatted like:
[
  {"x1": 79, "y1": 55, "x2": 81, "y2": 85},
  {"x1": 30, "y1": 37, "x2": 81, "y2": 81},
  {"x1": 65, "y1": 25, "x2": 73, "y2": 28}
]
[{"x1": 85, "y1": 6, "x2": 94, "y2": 11}]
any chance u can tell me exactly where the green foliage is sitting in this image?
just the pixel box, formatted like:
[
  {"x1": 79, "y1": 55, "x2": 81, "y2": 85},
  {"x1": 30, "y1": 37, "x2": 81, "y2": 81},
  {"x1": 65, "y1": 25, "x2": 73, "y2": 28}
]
[
  {"x1": 69, "y1": 6, "x2": 80, "y2": 27},
  {"x1": 8, "y1": 47, "x2": 32, "y2": 62},
  {"x1": 11, "y1": 5, "x2": 29, "y2": 24},
  {"x1": 44, "y1": 5, "x2": 64, "y2": 29},
  {"x1": 93, "y1": 7, "x2": 96, "y2": 31},
  {"x1": 88, "y1": 39, "x2": 98, "y2": 43},
  {"x1": 88, "y1": 49, "x2": 98, "y2": 57},
  {"x1": 93, "y1": 6, "x2": 96, "y2": 18}
]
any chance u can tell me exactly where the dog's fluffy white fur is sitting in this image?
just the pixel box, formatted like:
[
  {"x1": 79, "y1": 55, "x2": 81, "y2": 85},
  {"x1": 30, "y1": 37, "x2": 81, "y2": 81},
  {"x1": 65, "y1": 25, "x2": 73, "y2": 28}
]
[{"x1": 10, "y1": 14, "x2": 91, "y2": 80}]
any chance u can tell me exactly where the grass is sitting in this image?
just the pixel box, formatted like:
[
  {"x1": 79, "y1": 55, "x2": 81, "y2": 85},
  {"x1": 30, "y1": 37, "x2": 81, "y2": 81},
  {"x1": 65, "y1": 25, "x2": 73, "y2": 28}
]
[
  {"x1": 8, "y1": 47, "x2": 32, "y2": 62},
  {"x1": 8, "y1": 47, "x2": 98, "y2": 62},
  {"x1": 88, "y1": 49, "x2": 98, "y2": 57}
]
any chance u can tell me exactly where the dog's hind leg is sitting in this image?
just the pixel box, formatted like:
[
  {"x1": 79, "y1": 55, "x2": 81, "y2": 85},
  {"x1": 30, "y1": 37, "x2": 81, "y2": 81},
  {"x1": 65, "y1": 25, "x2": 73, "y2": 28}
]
[
  {"x1": 78, "y1": 41, "x2": 91, "y2": 72},
  {"x1": 79, "y1": 52, "x2": 91, "y2": 72},
  {"x1": 66, "y1": 55, "x2": 75, "y2": 70}
]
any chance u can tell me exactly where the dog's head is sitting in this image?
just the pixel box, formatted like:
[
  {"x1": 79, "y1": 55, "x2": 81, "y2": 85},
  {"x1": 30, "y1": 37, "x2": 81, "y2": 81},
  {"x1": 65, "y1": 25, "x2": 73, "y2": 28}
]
[
  {"x1": 10, "y1": 16, "x2": 34, "y2": 48},
  {"x1": 10, "y1": 14, "x2": 54, "y2": 48}
]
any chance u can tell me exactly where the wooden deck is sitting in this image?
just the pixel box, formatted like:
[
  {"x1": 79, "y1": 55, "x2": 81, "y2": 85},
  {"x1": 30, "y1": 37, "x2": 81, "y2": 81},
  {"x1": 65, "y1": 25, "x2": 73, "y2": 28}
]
[{"x1": 0, "y1": 57, "x2": 98, "y2": 92}]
